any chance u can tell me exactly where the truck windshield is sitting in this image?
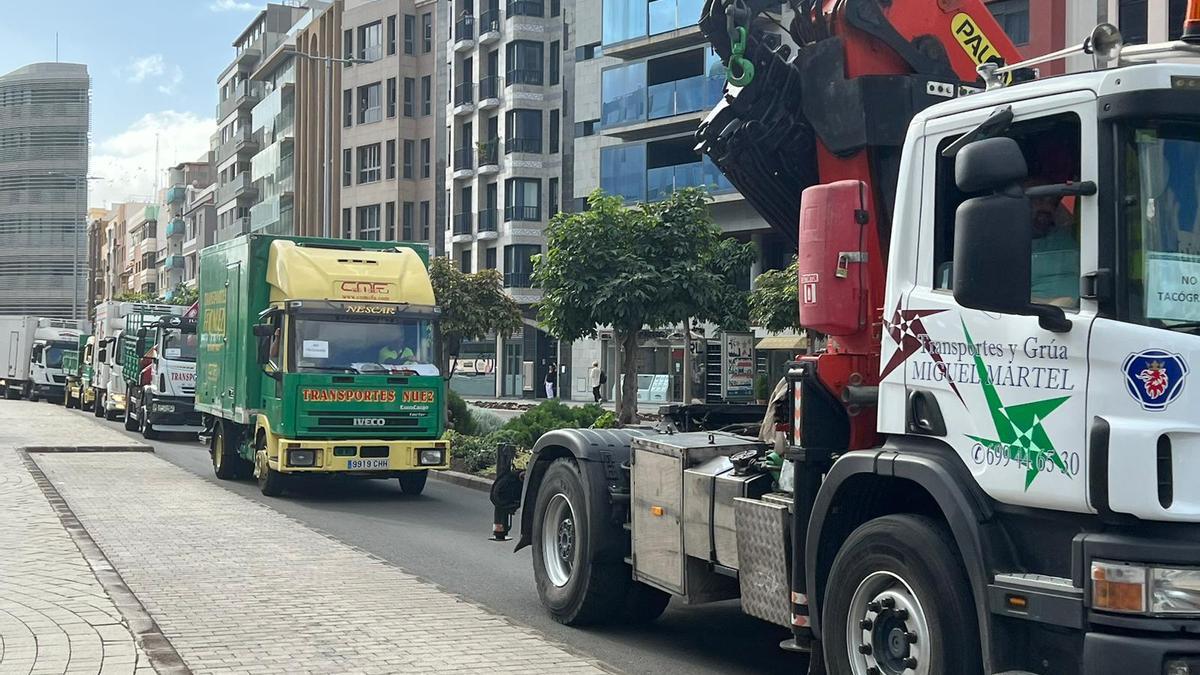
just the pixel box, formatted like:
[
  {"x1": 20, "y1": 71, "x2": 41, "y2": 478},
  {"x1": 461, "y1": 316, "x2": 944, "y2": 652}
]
[
  {"x1": 46, "y1": 342, "x2": 73, "y2": 369},
  {"x1": 291, "y1": 316, "x2": 437, "y2": 375},
  {"x1": 1123, "y1": 120, "x2": 1200, "y2": 331},
  {"x1": 162, "y1": 329, "x2": 198, "y2": 362}
]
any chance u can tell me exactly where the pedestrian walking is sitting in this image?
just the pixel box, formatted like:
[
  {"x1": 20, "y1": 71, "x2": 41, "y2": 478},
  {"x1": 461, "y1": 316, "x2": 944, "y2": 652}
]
[
  {"x1": 544, "y1": 362, "x2": 557, "y2": 398},
  {"x1": 588, "y1": 361, "x2": 602, "y2": 402}
]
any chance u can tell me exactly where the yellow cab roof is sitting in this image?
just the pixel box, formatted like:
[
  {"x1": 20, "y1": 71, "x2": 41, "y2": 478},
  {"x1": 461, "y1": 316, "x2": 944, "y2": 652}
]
[{"x1": 266, "y1": 240, "x2": 435, "y2": 305}]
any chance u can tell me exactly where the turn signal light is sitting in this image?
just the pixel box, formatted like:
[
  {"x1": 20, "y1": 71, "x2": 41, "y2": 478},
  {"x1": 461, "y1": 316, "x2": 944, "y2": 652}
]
[
  {"x1": 1184, "y1": 0, "x2": 1200, "y2": 43},
  {"x1": 1092, "y1": 561, "x2": 1147, "y2": 613},
  {"x1": 650, "y1": 506, "x2": 664, "y2": 517}
]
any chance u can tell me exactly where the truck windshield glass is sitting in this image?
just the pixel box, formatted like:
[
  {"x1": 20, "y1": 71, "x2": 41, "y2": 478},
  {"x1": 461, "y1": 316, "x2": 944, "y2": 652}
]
[
  {"x1": 291, "y1": 317, "x2": 437, "y2": 375},
  {"x1": 1122, "y1": 120, "x2": 1200, "y2": 330},
  {"x1": 46, "y1": 342, "x2": 73, "y2": 369},
  {"x1": 163, "y1": 330, "x2": 198, "y2": 362}
]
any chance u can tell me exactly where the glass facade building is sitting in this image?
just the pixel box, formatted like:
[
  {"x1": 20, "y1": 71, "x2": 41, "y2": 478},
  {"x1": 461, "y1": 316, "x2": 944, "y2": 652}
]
[{"x1": 602, "y1": 0, "x2": 704, "y2": 45}]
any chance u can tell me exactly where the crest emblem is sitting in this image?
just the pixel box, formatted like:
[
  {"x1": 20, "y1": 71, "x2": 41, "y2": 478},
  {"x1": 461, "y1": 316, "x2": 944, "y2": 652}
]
[{"x1": 1123, "y1": 349, "x2": 1188, "y2": 411}]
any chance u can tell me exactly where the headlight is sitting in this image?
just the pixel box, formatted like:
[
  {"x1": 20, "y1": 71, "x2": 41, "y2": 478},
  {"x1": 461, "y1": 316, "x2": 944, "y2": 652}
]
[
  {"x1": 288, "y1": 449, "x2": 316, "y2": 467},
  {"x1": 1166, "y1": 657, "x2": 1200, "y2": 675},
  {"x1": 112, "y1": 393, "x2": 126, "y2": 404},
  {"x1": 1092, "y1": 560, "x2": 1200, "y2": 616},
  {"x1": 418, "y1": 448, "x2": 444, "y2": 466}
]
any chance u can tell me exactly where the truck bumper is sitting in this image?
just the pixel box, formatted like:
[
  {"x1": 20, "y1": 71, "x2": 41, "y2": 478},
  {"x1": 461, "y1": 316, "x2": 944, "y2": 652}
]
[
  {"x1": 271, "y1": 437, "x2": 450, "y2": 475},
  {"x1": 145, "y1": 395, "x2": 202, "y2": 431},
  {"x1": 1084, "y1": 633, "x2": 1200, "y2": 675},
  {"x1": 33, "y1": 383, "x2": 65, "y2": 400}
]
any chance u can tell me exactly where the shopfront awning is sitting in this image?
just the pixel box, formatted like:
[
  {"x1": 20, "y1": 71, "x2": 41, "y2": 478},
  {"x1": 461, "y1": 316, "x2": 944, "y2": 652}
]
[{"x1": 755, "y1": 335, "x2": 807, "y2": 351}]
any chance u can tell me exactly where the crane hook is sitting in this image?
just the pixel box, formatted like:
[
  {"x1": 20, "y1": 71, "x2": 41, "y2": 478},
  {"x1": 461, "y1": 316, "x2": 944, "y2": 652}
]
[{"x1": 727, "y1": 26, "x2": 755, "y2": 87}]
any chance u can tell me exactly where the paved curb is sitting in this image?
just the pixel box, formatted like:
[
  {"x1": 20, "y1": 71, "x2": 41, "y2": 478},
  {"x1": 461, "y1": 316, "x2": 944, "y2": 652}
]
[
  {"x1": 24, "y1": 444, "x2": 153, "y2": 453},
  {"x1": 19, "y1": 449, "x2": 190, "y2": 675},
  {"x1": 430, "y1": 468, "x2": 492, "y2": 492}
]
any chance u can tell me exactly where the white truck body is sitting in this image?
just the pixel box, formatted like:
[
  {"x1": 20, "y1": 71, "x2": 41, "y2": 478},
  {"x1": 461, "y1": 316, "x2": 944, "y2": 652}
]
[
  {"x1": 0, "y1": 315, "x2": 36, "y2": 398},
  {"x1": 92, "y1": 301, "x2": 182, "y2": 417},
  {"x1": 28, "y1": 318, "x2": 85, "y2": 402}
]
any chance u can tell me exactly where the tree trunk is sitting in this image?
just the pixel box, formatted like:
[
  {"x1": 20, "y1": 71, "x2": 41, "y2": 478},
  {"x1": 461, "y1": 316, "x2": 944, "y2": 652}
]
[{"x1": 617, "y1": 329, "x2": 639, "y2": 425}]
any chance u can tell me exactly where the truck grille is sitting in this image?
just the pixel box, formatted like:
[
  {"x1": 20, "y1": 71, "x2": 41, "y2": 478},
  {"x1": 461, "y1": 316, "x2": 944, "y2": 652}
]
[
  {"x1": 299, "y1": 410, "x2": 436, "y2": 436},
  {"x1": 52, "y1": 375, "x2": 66, "y2": 384}
]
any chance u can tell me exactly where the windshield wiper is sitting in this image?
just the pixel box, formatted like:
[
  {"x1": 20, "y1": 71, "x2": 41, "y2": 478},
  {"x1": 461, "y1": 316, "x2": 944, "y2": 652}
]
[
  {"x1": 298, "y1": 365, "x2": 360, "y2": 374},
  {"x1": 1158, "y1": 321, "x2": 1200, "y2": 334}
]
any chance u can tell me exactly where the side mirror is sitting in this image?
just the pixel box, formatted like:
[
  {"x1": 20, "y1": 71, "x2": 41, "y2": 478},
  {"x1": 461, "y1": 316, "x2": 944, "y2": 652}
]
[
  {"x1": 952, "y1": 137, "x2": 1070, "y2": 332},
  {"x1": 256, "y1": 336, "x2": 272, "y2": 365},
  {"x1": 252, "y1": 323, "x2": 275, "y2": 337},
  {"x1": 97, "y1": 347, "x2": 107, "y2": 364}
]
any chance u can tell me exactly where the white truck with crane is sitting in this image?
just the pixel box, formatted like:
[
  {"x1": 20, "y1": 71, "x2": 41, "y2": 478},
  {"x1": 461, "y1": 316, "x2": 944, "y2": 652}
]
[{"x1": 513, "y1": 2, "x2": 1200, "y2": 674}]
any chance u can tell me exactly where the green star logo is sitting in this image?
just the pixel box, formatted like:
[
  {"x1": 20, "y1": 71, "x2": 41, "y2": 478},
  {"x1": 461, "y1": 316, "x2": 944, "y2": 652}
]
[{"x1": 961, "y1": 321, "x2": 1070, "y2": 490}]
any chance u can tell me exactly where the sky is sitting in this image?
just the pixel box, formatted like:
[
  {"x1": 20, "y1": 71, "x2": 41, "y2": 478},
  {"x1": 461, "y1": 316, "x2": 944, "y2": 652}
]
[{"x1": 0, "y1": 0, "x2": 272, "y2": 209}]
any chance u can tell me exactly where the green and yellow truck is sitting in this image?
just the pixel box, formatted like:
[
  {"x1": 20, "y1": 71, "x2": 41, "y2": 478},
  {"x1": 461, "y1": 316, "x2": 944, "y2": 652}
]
[
  {"x1": 62, "y1": 334, "x2": 94, "y2": 410},
  {"x1": 196, "y1": 234, "x2": 449, "y2": 497}
]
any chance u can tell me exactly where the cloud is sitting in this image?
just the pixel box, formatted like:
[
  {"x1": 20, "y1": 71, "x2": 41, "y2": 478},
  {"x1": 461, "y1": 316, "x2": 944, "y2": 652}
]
[
  {"x1": 209, "y1": 0, "x2": 258, "y2": 11},
  {"x1": 124, "y1": 54, "x2": 166, "y2": 83},
  {"x1": 157, "y1": 66, "x2": 184, "y2": 95},
  {"x1": 89, "y1": 111, "x2": 215, "y2": 210}
]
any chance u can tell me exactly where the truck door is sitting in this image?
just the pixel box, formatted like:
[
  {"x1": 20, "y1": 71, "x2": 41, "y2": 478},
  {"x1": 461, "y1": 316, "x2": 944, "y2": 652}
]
[
  {"x1": 901, "y1": 92, "x2": 1098, "y2": 514},
  {"x1": 224, "y1": 263, "x2": 242, "y2": 415}
]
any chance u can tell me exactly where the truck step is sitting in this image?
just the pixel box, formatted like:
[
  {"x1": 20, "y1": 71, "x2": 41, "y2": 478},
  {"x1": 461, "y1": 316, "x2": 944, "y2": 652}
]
[{"x1": 993, "y1": 573, "x2": 1080, "y2": 596}]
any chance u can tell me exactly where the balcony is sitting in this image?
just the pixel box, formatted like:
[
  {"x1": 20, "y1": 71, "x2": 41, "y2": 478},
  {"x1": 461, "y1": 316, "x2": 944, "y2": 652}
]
[
  {"x1": 479, "y1": 9, "x2": 501, "y2": 42},
  {"x1": 144, "y1": 205, "x2": 159, "y2": 222},
  {"x1": 217, "y1": 127, "x2": 258, "y2": 163},
  {"x1": 163, "y1": 255, "x2": 185, "y2": 270},
  {"x1": 504, "y1": 205, "x2": 540, "y2": 222},
  {"x1": 216, "y1": 173, "x2": 257, "y2": 206},
  {"x1": 216, "y1": 80, "x2": 262, "y2": 121},
  {"x1": 235, "y1": 47, "x2": 262, "y2": 67},
  {"x1": 477, "y1": 209, "x2": 499, "y2": 239},
  {"x1": 503, "y1": 272, "x2": 534, "y2": 288},
  {"x1": 477, "y1": 140, "x2": 500, "y2": 174},
  {"x1": 165, "y1": 184, "x2": 187, "y2": 205},
  {"x1": 506, "y1": 68, "x2": 543, "y2": 86},
  {"x1": 453, "y1": 82, "x2": 475, "y2": 116},
  {"x1": 166, "y1": 218, "x2": 186, "y2": 239},
  {"x1": 648, "y1": 74, "x2": 722, "y2": 121},
  {"x1": 452, "y1": 147, "x2": 475, "y2": 180},
  {"x1": 478, "y1": 76, "x2": 500, "y2": 108},
  {"x1": 454, "y1": 16, "x2": 476, "y2": 52},
  {"x1": 646, "y1": 160, "x2": 734, "y2": 202},
  {"x1": 506, "y1": 0, "x2": 544, "y2": 17},
  {"x1": 505, "y1": 137, "x2": 541, "y2": 155},
  {"x1": 452, "y1": 212, "x2": 474, "y2": 243}
]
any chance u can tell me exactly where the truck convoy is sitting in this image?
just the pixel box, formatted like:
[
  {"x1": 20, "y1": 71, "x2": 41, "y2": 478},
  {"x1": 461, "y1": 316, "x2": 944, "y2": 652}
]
[
  {"x1": 92, "y1": 301, "x2": 184, "y2": 421},
  {"x1": 0, "y1": 316, "x2": 85, "y2": 402},
  {"x1": 119, "y1": 311, "x2": 201, "y2": 439},
  {"x1": 196, "y1": 234, "x2": 449, "y2": 497},
  {"x1": 514, "y1": 1, "x2": 1200, "y2": 674}
]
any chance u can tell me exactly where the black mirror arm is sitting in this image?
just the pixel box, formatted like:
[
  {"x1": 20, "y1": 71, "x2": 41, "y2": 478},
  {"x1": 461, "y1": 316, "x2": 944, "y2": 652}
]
[
  {"x1": 1031, "y1": 304, "x2": 1072, "y2": 333},
  {"x1": 1025, "y1": 181, "x2": 1097, "y2": 199}
]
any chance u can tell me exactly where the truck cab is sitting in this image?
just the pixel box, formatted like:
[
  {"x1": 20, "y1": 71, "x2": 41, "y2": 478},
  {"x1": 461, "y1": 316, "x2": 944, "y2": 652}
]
[
  {"x1": 29, "y1": 323, "x2": 82, "y2": 403},
  {"x1": 123, "y1": 315, "x2": 201, "y2": 437}
]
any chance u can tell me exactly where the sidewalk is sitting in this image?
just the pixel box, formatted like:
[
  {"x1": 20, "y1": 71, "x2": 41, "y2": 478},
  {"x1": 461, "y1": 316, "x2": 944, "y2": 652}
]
[{"x1": 0, "y1": 400, "x2": 612, "y2": 675}]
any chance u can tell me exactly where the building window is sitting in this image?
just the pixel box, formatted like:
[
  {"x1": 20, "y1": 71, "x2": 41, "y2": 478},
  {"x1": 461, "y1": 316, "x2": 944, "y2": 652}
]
[
  {"x1": 422, "y1": 13, "x2": 433, "y2": 52},
  {"x1": 1170, "y1": 0, "x2": 1188, "y2": 40},
  {"x1": 505, "y1": 109, "x2": 543, "y2": 154},
  {"x1": 549, "y1": 109, "x2": 560, "y2": 154},
  {"x1": 420, "y1": 200, "x2": 430, "y2": 239},
  {"x1": 386, "y1": 201, "x2": 396, "y2": 239},
  {"x1": 551, "y1": 0, "x2": 560, "y2": 17},
  {"x1": 575, "y1": 119, "x2": 598, "y2": 137},
  {"x1": 343, "y1": 89, "x2": 353, "y2": 127},
  {"x1": 503, "y1": 244, "x2": 540, "y2": 287},
  {"x1": 987, "y1": 0, "x2": 1029, "y2": 45},
  {"x1": 358, "y1": 82, "x2": 382, "y2": 124},
  {"x1": 601, "y1": 62, "x2": 647, "y2": 127},
  {"x1": 342, "y1": 207, "x2": 352, "y2": 237},
  {"x1": 342, "y1": 148, "x2": 353, "y2": 187},
  {"x1": 358, "y1": 21, "x2": 382, "y2": 61},
  {"x1": 403, "y1": 77, "x2": 415, "y2": 117},
  {"x1": 403, "y1": 140, "x2": 414, "y2": 179},
  {"x1": 550, "y1": 41, "x2": 560, "y2": 85},
  {"x1": 402, "y1": 201, "x2": 414, "y2": 240},
  {"x1": 506, "y1": 41, "x2": 544, "y2": 86},
  {"x1": 549, "y1": 177, "x2": 559, "y2": 217},
  {"x1": 575, "y1": 42, "x2": 602, "y2": 61},
  {"x1": 421, "y1": 138, "x2": 431, "y2": 178},
  {"x1": 358, "y1": 143, "x2": 382, "y2": 184},
  {"x1": 504, "y1": 177, "x2": 541, "y2": 221},
  {"x1": 343, "y1": 28, "x2": 354, "y2": 62},
  {"x1": 600, "y1": 144, "x2": 646, "y2": 201},
  {"x1": 421, "y1": 75, "x2": 432, "y2": 116},
  {"x1": 1119, "y1": 0, "x2": 1149, "y2": 44},
  {"x1": 387, "y1": 77, "x2": 397, "y2": 118},
  {"x1": 485, "y1": 247, "x2": 497, "y2": 270},
  {"x1": 387, "y1": 15, "x2": 397, "y2": 55},
  {"x1": 404, "y1": 14, "x2": 416, "y2": 54},
  {"x1": 357, "y1": 205, "x2": 381, "y2": 240},
  {"x1": 460, "y1": 250, "x2": 471, "y2": 273},
  {"x1": 387, "y1": 139, "x2": 397, "y2": 179}
]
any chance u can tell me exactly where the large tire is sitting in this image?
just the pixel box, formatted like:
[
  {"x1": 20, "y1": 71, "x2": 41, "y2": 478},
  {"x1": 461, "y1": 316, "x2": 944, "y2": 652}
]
[
  {"x1": 123, "y1": 404, "x2": 138, "y2": 431},
  {"x1": 64, "y1": 389, "x2": 75, "y2": 409},
  {"x1": 822, "y1": 514, "x2": 980, "y2": 675},
  {"x1": 531, "y1": 458, "x2": 666, "y2": 626},
  {"x1": 398, "y1": 470, "x2": 428, "y2": 495},
  {"x1": 141, "y1": 417, "x2": 159, "y2": 440},
  {"x1": 93, "y1": 391, "x2": 105, "y2": 417},
  {"x1": 254, "y1": 434, "x2": 288, "y2": 497},
  {"x1": 211, "y1": 422, "x2": 241, "y2": 480}
]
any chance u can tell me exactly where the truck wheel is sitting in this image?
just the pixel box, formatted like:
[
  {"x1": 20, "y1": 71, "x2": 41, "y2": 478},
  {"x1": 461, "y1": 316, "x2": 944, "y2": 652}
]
[
  {"x1": 105, "y1": 406, "x2": 119, "y2": 421},
  {"x1": 254, "y1": 444, "x2": 288, "y2": 497},
  {"x1": 822, "y1": 514, "x2": 980, "y2": 675},
  {"x1": 94, "y1": 392, "x2": 105, "y2": 417},
  {"x1": 123, "y1": 406, "x2": 138, "y2": 431},
  {"x1": 532, "y1": 458, "x2": 631, "y2": 626},
  {"x1": 211, "y1": 423, "x2": 241, "y2": 480},
  {"x1": 141, "y1": 417, "x2": 159, "y2": 440},
  {"x1": 398, "y1": 470, "x2": 428, "y2": 495}
]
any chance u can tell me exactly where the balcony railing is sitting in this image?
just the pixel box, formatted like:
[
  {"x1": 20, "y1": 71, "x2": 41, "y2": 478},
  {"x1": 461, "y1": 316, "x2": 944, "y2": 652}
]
[
  {"x1": 505, "y1": 137, "x2": 542, "y2": 154},
  {"x1": 454, "y1": 81, "x2": 475, "y2": 107},
  {"x1": 647, "y1": 74, "x2": 723, "y2": 120},
  {"x1": 216, "y1": 80, "x2": 263, "y2": 121},
  {"x1": 454, "y1": 16, "x2": 475, "y2": 42},
  {"x1": 504, "y1": 205, "x2": 540, "y2": 222},
  {"x1": 453, "y1": 147, "x2": 475, "y2": 171},
  {"x1": 479, "y1": 75, "x2": 500, "y2": 100},
  {"x1": 506, "y1": 0, "x2": 544, "y2": 17},
  {"x1": 164, "y1": 255, "x2": 185, "y2": 270},
  {"x1": 478, "y1": 209, "x2": 499, "y2": 232},
  {"x1": 166, "y1": 218, "x2": 186, "y2": 239},
  {"x1": 503, "y1": 272, "x2": 534, "y2": 288},
  {"x1": 646, "y1": 159, "x2": 734, "y2": 202},
  {"x1": 506, "y1": 68, "x2": 543, "y2": 86},
  {"x1": 165, "y1": 185, "x2": 187, "y2": 205},
  {"x1": 452, "y1": 212, "x2": 474, "y2": 235},
  {"x1": 479, "y1": 9, "x2": 501, "y2": 34},
  {"x1": 478, "y1": 139, "x2": 500, "y2": 165}
]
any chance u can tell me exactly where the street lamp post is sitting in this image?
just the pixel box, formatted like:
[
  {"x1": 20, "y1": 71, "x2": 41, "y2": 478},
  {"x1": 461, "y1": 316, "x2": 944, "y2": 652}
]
[
  {"x1": 290, "y1": 48, "x2": 370, "y2": 238},
  {"x1": 47, "y1": 173, "x2": 103, "y2": 321}
]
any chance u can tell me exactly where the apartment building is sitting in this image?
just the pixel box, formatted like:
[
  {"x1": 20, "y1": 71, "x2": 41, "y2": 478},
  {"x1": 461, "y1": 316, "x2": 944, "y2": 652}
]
[
  {"x1": 0, "y1": 62, "x2": 90, "y2": 319},
  {"x1": 181, "y1": 182, "x2": 218, "y2": 287},
  {"x1": 339, "y1": 0, "x2": 447, "y2": 251},
  {"x1": 160, "y1": 159, "x2": 215, "y2": 293},
  {"x1": 87, "y1": 208, "x2": 110, "y2": 311},
  {"x1": 214, "y1": 4, "x2": 311, "y2": 244}
]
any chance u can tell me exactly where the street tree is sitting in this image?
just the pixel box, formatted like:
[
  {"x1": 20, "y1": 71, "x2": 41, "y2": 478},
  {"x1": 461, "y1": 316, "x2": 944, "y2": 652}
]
[
  {"x1": 428, "y1": 256, "x2": 523, "y2": 378},
  {"x1": 114, "y1": 290, "x2": 155, "y2": 302},
  {"x1": 748, "y1": 255, "x2": 799, "y2": 332},
  {"x1": 163, "y1": 284, "x2": 199, "y2": 307},
  {"x1": 534, "y1": 188, "x2": 756, "y2": 425}
]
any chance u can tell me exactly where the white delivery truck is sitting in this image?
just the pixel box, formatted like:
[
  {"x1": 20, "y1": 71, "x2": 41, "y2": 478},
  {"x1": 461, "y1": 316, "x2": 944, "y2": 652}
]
[
  {"x1": 28, "y1": 318, "x2": 86, "y2": 403},
  {"x1": 0, "y1": 316, "x2": 36, "y2": 400},
  {"x1": 92, "y1": 301, "x2": 183, "y2": 420}
]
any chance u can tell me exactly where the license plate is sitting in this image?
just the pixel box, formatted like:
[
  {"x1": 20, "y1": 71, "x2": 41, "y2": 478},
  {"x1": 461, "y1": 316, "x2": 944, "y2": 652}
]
[{"x1": 347, "y1": 458, "x2": 389, "y2": 470}]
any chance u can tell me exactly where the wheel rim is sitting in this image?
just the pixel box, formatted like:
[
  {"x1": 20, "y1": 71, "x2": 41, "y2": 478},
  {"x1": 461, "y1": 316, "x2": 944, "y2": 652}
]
[
  {"x1": 541, "y1": 492, "x2": 577, "y2": 588},
  {"x1": 845, "y1": 571, "x2": 932, "y2": 675}
]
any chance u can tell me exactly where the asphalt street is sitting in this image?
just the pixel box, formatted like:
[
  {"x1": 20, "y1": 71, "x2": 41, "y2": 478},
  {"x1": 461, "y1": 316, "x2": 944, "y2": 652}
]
[{"x1": 67, "y1": 408, "x2": 801, "y2": 675}]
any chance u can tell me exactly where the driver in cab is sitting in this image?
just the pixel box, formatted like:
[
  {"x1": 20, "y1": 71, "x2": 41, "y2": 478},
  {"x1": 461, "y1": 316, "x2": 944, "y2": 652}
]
[{"x1": 1028, "y1": 179, "x2": 1081, "y2": 309}]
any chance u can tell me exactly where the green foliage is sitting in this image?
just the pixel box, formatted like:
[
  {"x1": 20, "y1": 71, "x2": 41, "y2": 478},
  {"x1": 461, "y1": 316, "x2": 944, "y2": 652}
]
[
  {"x1": 591, "y1": 411, "x2": 617, "y2": 429},
  {"x1": 498, "y1": 400, "x2": 607, "y2": 449},
  {"x1": 748, "y1": 256, "x2": 800, "y2": 333},
  {"x1": 471, "y1": 407, "x2": 507, "y2": 435},
  {"x1": 533, "y1": 188, "x2": 756, "y2": 423},
  {"x1": 446, "y1": 390, "x2": 479, "y2": 436},
  {"x1": 754, "y1": 374, "x2": 770, "y2": 402},
  {"x1": 428, "y1": 257, "x2": 523, "y2": 375},
  {"x1": 444, "y1": 428, "x2": 524, "y2": 474},
  {"x1": 114, "y1": 290, "x2": 155, "y2": 302},
  {"x1": 164, "y1": 284, "x2": 199, "y2": 306}
]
